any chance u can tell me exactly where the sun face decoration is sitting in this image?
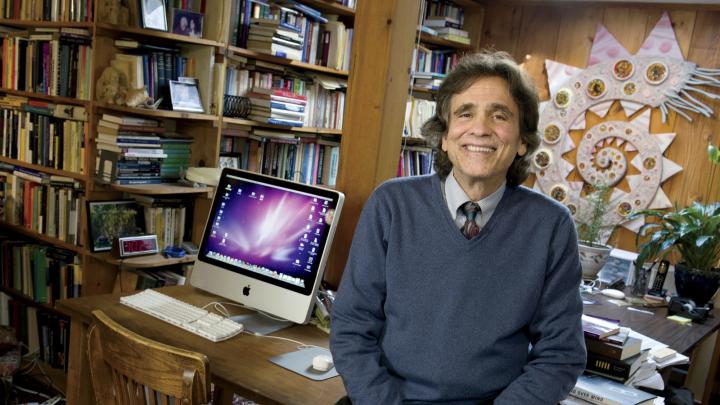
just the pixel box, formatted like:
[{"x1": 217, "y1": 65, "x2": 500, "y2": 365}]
[{"x1": 532, "y1": 12, "x2": 720, "y2": 244}]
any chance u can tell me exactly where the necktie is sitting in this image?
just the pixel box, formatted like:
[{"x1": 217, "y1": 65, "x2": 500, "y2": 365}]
[{"x1": 461, "y1": 202, "x2": 481, "y2": 239}]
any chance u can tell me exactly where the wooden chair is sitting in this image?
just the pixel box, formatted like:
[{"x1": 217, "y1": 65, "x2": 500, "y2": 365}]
[{"x1": 87, "y1": 309, "x2": 210, "y2": 405}]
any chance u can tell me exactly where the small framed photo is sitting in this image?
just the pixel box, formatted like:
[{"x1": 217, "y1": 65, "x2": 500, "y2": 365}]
[
  {"x1": 172, "y1": 8, "x2": 204, "y2": 38},
  {"x1": 140, "y1": 0, "x2": 168, "y2": 31},
  {"x1": 87, "y1": 200, "x2": 145, "y2": 253},
  {"x1": 170, "y1": 80, "x2": 204, "y2": 113}
]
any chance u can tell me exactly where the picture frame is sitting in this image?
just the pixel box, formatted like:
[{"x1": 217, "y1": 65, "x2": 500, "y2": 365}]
[
  {"x1": 172, "y1": 8, "x2": 204, "y2": 38},
  {"x1": 170, "y1": 80, "x2": 204, "y2": 113},
  {"x1": 87, "y1": 200, "x2": 145, "y2": 253},
  {"x1": 140, "y1": 0, "x2": 168, "y2": 31}
]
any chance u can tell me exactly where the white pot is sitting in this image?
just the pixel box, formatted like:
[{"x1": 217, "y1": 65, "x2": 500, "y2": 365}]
[{"x1": 578, "y1": 241, "x2": 612, "y2": 281}]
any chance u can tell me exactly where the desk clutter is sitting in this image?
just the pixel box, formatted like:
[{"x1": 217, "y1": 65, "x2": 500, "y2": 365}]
[{"x1": 562, "y1": 314, "x2": 689, "y2": 404}]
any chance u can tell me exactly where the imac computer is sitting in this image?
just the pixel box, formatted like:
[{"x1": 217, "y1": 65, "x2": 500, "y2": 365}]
[{"x1": 191, "y1": 168, "x2": 344, "y2": 329}]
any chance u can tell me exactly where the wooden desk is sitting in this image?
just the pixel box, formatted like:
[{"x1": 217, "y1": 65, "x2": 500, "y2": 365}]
[
  {"x1": 56, "y1": 286, "x2": 346, "y2": 405},
  {"x1": 582, "y1": 294, "x2": 720, "y2": 354},
  {"x1": 583, "y1": 293, "x2": 720, "y2": 404}
]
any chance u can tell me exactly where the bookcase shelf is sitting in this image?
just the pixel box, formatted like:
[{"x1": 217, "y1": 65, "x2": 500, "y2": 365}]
[
  {"x1": 95, "y1": 103, "x2": 219, "y2": 122},
  {"x1": 223, "y1": 117, "x2": 343, "y2": 135},
  {"x1": 107, "y1": 183, "x2": 214, "y2": 196},
  {"x1": 0, "y1": 88, "x2": 91, "y2": 107},
  {"x1": 0, "y1": 157, "x2": 87, "y2": 181},
  {"x1": 0, "y1": 222, "x2": 85, "y2": 254},
  {"x1": 0, "y1": 287, "x2": 68, "y2": 317},
  {"x1": 300, "y1": 0, "x2": 356, "y2": 16},
  {"x1": 411, "y1": 86, "x2": 436, "y2": 95},
  {"x1": 93, "y1": 253, "x2": 197, "y2": 269},
  {"x1": 0, "y1": 19, "x2": 92, "y2": 29},
  {"x1": 401, "y1": 137, "x2": 428, "y2": 146},
  {"x1": 227, "y1": 46, "x2": 350, "y2": 77},
  {"x1": 96, "y1": 23, "x2": 224, "y2": 48},
  {"x1": 418, "y1": 32, "x2": 473, "y2": 50}
]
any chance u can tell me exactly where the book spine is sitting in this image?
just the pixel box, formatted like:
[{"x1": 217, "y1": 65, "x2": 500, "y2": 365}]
[{"x1": 585, "y1": 352, "x2": 634, "y2": 381}]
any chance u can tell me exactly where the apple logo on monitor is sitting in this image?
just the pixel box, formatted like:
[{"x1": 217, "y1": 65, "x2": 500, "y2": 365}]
[{"x1": 243, "y1": 285, "x2": 251, "y2": 296}]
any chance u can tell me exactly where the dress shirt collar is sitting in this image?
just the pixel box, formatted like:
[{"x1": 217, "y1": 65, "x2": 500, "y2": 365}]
[{"x1": 443, "y1": 170, "x2": 506, "y2": 229}]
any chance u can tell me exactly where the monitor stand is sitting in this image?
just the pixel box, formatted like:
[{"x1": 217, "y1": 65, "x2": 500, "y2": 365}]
[{"x1": 230, "y1": 313, "x2": 292, "y2": 335}]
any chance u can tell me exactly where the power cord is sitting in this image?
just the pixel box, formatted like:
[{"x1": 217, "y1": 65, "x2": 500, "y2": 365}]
[{"x1": 201, "y1": 301, "x2": 330, "y2": 354}]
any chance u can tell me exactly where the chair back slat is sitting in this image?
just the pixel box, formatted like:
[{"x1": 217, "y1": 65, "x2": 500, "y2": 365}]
[{"x1": 87, "y1": 309, "x2": 211, "y2": 405}]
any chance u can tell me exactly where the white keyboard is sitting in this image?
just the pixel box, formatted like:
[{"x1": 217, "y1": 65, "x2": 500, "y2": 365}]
[{"x1": 120, "y1": 289, "x2": 244, "y2": 342}]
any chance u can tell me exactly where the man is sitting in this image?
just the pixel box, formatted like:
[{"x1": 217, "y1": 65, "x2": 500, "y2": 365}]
[{"x1": 330, "y1": 51, "x2": 586, "y2": 404}]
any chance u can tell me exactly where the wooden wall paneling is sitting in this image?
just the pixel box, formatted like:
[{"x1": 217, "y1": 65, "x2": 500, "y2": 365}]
[
  {"x1": 554, "y1": 5, "x2": 602, "y2": 67},
  {"x1": 82, "y1": 255, "x2": 119, "y2": 295},
  {"x1": 463, "y1": 5, "x2": 485, "y2": 52},
  {"x1": 324, "y1": 0, "x2": 420, "y2": 288},
  {"x1": 514, "y1": 5, "x2": 561, "y2": 102},
  {"x1": 602, "y1": 7, "x2": 653, "y2": 54},
  {"x1": 668, "y1": 10, "x2": 720, "y2": 207},
  {"x1": 478, "y1": 4, "x2": 523, "y2": 57}
]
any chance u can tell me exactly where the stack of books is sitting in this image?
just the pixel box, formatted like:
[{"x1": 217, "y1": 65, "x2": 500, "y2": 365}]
[
  {"x1": 421, "y1": 0, "x2": 470, "y2": 45},
  {"x1": 247, "y1": 87, "x2": 307, "y2": 127},
  {"x1": 95, "y1": 114, "x2": 167, "y2": 185},
  {"x1": 582, "y1": 315, "x2": 647, "y2": 383},
  {"x1": 246, "y1": 15, "x2": 279, "y2": 55}
]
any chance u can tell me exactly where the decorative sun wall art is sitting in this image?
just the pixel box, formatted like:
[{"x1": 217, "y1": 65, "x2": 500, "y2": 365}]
[{"x1": 532, "y1": 12, "x2": 720, "y2": 244}]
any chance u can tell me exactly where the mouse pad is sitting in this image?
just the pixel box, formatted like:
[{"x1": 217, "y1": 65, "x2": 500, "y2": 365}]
[{"x1": 269, "y1": 347, "x2": 339, "y2": 381}]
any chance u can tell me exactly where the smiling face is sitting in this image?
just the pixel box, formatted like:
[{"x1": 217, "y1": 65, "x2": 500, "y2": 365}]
[{"x1": 441, "y1": 76, "x2": 527, "y2": 199}]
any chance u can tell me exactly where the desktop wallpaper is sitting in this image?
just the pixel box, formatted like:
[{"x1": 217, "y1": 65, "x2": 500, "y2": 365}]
[{"x1": 203, "y1": 177, "x2": 334, "y2": 287}]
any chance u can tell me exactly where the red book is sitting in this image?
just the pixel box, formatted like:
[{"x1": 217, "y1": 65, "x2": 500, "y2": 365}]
[{"x1": 250, "y1": 87, "x2": 307, "y2": 101}]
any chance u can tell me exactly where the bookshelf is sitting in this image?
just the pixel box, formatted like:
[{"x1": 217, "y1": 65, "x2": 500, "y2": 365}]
[{"x1": 0, "y1": 0, "x2": 428, "y2": 394}]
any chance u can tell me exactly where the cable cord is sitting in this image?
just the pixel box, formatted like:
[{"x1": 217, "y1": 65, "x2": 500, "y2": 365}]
[{"x1": 201, "y1": 301, "x2": 330, "y2": 354}]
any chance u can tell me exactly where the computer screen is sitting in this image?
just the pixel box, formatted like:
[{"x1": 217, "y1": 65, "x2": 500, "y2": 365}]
[{"x1": 191, "y1": 168, "x2": 344, "y2": 324}]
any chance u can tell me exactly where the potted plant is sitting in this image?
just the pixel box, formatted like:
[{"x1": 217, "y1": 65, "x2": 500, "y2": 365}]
[
  {"x1": 576, "y1": 184, "x2": 613, "y2": 281},
  {"x1": 630, "y1": 144, "x2": 720, "y2": 305}
]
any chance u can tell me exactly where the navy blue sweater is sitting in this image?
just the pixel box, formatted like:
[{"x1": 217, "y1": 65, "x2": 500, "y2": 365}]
[{"x1": 330, "y1": 174, "x2": 586, "y2": 404}]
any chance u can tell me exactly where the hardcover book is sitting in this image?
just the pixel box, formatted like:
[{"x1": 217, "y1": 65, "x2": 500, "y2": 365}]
[
  {"x1": 585, "y1": 336, "x2": 641, "y2": 361},
  {"x1": 570, "y1": 374, "x2": 656, "y2": 405},
  {"x1": 585, "y1": 351, "x2": 644, "y2": 382}
]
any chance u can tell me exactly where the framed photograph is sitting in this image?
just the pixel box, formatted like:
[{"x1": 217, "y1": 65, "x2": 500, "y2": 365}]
[
  {"x1": 140, "y1": 0, "x2": 168, "y2": 31},
  {"x1": 172, "y1": 8, "x2": 204, "y2": 38},
  {"x1": 87, "y1": 200, "x2": 145, "y2": 253},
  {"x1": 170, "y1": 80, "x2": 204, "y2": 113}
]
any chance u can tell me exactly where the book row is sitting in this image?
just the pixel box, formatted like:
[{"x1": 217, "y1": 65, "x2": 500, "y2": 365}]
[
  {"x1": 109, "y1": 48, "x2": 197, "y2": 111},
  {"x1": 141, "y1": 204, "x2": 189, "y2": 250},
  {"x1": 0, "y1": 167, "x2": 83, "y2": 245},
  {"x1": 403, "y1": 95, "x2": 436, "y2": 139},
  {"x1": 230, "y1": 0, "x2": 353, "y2": 70},
  {"x1": 422, "y1": 0, "x2": 465, "y2": 29},
  {"x1": 0, "y1": 292, "x2": 70, "y2": 371},
  {"x1": 0, "y1": 0, "x2": 92, "y2": 22},
  {"x1": 0, "y1": 98, "x2": 87, "y2": 174},
  {"x1": 397, "y1": 147, "x2": 435, "y2": 178},
  {"x1": 0, "y1": 29, "x2": 93, "y2": 100},
  {"x1": 225, "y1": 62, "x2": 346, "y2": 129},
  {"x1": 0, "y1": 238, "x2": 82, "y2": 304},
  {"x1": 220, "y1": 131, "x2": 339, "y2": 186},
  {"x1": 134, "y1": 266, "x2": 189, "y2": 290},
  {"x1": 413, "y1": 46, "x2": 458, "y2": 79}
]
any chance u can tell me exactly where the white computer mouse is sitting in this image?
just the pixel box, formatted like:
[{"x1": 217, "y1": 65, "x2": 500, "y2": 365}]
[
  {"x1": 312, "y1": 354, "x2": 334, "y2": 372},
  {"x1": 600, "y1": 289, "x2": 626, "y2": 299}
]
